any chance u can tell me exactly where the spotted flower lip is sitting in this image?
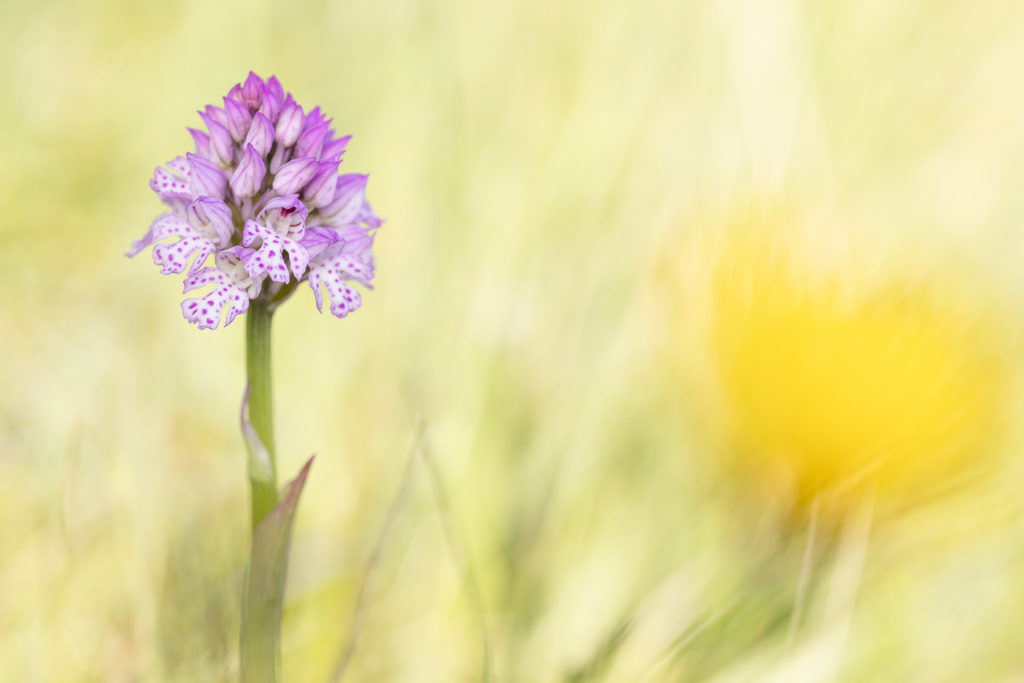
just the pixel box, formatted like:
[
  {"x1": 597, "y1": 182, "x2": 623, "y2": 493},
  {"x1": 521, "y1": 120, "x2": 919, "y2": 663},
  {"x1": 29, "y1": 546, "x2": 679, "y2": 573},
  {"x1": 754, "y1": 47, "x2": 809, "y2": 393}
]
[{"x1": 128, "y1": 72, "x2": 381, "y2": 330}]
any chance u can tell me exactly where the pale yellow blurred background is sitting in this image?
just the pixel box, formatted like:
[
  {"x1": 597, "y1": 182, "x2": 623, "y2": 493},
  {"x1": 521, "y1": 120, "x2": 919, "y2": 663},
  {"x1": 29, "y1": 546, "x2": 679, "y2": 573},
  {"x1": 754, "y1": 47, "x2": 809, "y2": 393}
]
[{"x1": 5, "y1": 0, "x2": 1024, "y2": 680}]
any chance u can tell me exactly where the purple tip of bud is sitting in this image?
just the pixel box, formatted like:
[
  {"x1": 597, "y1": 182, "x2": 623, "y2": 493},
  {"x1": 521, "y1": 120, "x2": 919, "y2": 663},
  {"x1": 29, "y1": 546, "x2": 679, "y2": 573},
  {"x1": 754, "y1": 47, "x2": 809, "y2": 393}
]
[
  {"x1": 199, "y1": 112, "x2": 234, "y2": 167},
  {"x1": 203, "y1": 104, "x2": 228, "y2": 127},
  {"x1": 258, "y1": 87, "x2": 283, "y2": 121},
  {"x1": 272, "y1": 156, "x2": 318, "y2": 194},
  {"x1": 188, "y1": 197, "x2": 234, "y2": 246},
  {"x1": 303, "y1": 160, "x2": 341, "y2": 208},
  {"x1": 303, "y1": 106, "x2": 324, "y2": 130},
  {"x1": 230, "y1": 143, "x2": 267, "y2": 198},
  {"x1": 245, "y1": 112, "x2": 275, "y2": 158},
  {"x1": 294, "y1": 121, "x2": 329, "y2": 159},
  {"x1": 227, "y1": 83, "x2": 245, "y2": 102},
  {"x1": 188, "y1": 127, "x2": 211, "y2": 158},
  {"x1": 319, "y1": 173, "x2": 369, "y2": 223},
  {"x1": 223, "y1": 96, "x2": 252, "y2": 142},
  {"x1": 187, "y1": 153, "x2": 227, "y2": 200},
  {"x1": 275, "y1": 99, "x2": 304, "y2": 147},
  {"x1": 266, "y1": 75, "x2": 285, "y2": 102},
  {"x1": 320, "y1": 134, "x2": 351, "y2": 162},
  {"x1": 242, "y1": 71, "x2": 265, "y2": 108}
]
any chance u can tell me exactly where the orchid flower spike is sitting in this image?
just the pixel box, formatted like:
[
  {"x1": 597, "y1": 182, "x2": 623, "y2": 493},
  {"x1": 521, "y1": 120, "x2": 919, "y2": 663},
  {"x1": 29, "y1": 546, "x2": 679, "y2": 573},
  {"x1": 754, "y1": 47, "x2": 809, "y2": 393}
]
[{"x1": 128, "y1": 72, "x2": 381, "y2": 329}]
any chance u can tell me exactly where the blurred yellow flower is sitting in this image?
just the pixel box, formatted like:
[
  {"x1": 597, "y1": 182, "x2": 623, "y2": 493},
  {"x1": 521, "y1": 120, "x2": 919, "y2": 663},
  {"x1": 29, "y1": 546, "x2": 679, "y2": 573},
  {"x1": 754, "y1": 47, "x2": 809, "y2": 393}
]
[{"x1": 696, "y1": 219, "x2": 1010, "y2": 512}]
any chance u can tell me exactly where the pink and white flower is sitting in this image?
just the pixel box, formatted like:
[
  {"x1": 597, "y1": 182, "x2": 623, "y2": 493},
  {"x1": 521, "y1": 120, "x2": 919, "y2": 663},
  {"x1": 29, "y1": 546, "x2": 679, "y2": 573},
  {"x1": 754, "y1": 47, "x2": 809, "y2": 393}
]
[{"x1": 128, "y1": 72, "x2": 381, "y2": 330}]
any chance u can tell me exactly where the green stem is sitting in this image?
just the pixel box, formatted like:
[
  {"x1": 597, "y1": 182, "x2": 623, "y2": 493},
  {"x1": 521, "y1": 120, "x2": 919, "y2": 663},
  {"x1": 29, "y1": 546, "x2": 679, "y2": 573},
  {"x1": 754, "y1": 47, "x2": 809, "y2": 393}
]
[{"x1": 246, "y1": 300, "x2": 278, "y2": 530}]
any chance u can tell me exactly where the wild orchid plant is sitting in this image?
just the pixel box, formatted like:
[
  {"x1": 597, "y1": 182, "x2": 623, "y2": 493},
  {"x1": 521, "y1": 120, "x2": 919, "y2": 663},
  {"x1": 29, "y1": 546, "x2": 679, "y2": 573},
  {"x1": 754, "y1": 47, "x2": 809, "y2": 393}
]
[{"x1": 128, "y1": 72, "x2": 380, "y2": 681}]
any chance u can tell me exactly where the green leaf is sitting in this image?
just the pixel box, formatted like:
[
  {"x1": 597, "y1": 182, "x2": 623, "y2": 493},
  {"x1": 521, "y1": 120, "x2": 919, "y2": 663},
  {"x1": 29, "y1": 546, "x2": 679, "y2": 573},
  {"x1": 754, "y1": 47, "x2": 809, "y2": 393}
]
[
  {"x1": 241, "y1": 384, "x2": 278, "y2": 530},
  {"x1": 240, "y1": 456, "x2": 314, "y2": 683}
]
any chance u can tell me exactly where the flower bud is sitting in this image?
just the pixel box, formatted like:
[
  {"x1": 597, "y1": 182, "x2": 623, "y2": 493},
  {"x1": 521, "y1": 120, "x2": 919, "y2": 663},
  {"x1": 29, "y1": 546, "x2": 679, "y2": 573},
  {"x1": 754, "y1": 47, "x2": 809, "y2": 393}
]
[
  {"x1": 266, "y1": 75, "x2": 284, "y2": 103},
  {"x1": 230, "y1": 144, "x2": 267, "y2": 198},
  {"x1": 187, "y1": 127, "x2": 211, "y2": 158},
  {"x1": 188, "y1": 197, "x2": 234, "y2": 246},
  {"x1": 187, "y1": 153, "x2": 227, "y2": 199},
  {"x1": 319, "y1": 174, "x2": 368, "y2": 223},
  {"x1": 272, "y1": 156, "x2": 318, "y2": 194},
  {"x1": 275, "y1": 98, "x2": 304, "y2": 147},
  {"x1": 320, "y1": 134, "x2": 351, "y2": 162},
  {"x1": 303, "y1": 160, "x2": 341, "y2": 208},
  {"x1": 199, "y1": 112, "x2": 234, "y2": 167},
  {"x1": 245, "y1": 112, "x2": 275, "y2": 158},
  {"x1": 203, "y1": 104, "x2": 228, "y2": 126},
  {"x1": 294, "y1": 121, "x2": 329, "y2": 159},
  {"x1": 241, "y1": 71, "x2": 264, "y2": 109},
  {"x1": 222, "y1": 96, "x2": 252, "y2": 142}
]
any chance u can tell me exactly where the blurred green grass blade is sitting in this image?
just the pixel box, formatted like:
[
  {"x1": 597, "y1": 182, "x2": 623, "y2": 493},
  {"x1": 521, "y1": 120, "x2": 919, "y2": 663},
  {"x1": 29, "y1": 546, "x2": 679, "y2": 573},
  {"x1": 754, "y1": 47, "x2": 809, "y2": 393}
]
[{"x1": 240, "y1": 456, "x2": 314, "y2": 683}]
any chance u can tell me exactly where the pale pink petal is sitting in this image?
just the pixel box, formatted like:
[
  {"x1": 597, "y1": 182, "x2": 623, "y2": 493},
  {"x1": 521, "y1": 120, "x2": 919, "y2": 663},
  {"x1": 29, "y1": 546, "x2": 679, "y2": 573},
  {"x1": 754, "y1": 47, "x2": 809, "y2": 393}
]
[
  {"x1": 308, "y1": 262, "x2": 364, "y2": 318},
  {"x1": 242, "y1": 220, "x2": 311, "y2": 283},
  {"x1": 150, "y1": 215, "x2": 216, "y2": 275},
  {"x1": 181, "y1": 268, "x2": 250, "y2": 330}
]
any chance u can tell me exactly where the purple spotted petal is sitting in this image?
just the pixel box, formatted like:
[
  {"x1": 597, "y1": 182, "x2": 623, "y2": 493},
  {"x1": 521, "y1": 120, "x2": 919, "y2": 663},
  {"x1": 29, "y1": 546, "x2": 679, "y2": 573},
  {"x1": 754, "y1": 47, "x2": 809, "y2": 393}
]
[
  {"x1": 314, "y1": 240, "x2": 375, "y2": 285},
  {"x1": 126, "y1": 213, "x2": 165, "y2": 257},
  {"x1": 150, "y1": 157, "x2": 190, "y2": 195},
  {"x1": 150, "y1": 214, "x2": 216, "y2": 275},
  {"x1": 181, "y1": 268, "x2": 251, "y2": 330},
  {"x1": 242, "y1": 220, "x2": 311, "y2": 283},
  {"x1": 307, "y1": 254, "x2": 368, "y2": 318},
  {"x1": 148, "y1": 157, "x2": 193, "y2": 215}
]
